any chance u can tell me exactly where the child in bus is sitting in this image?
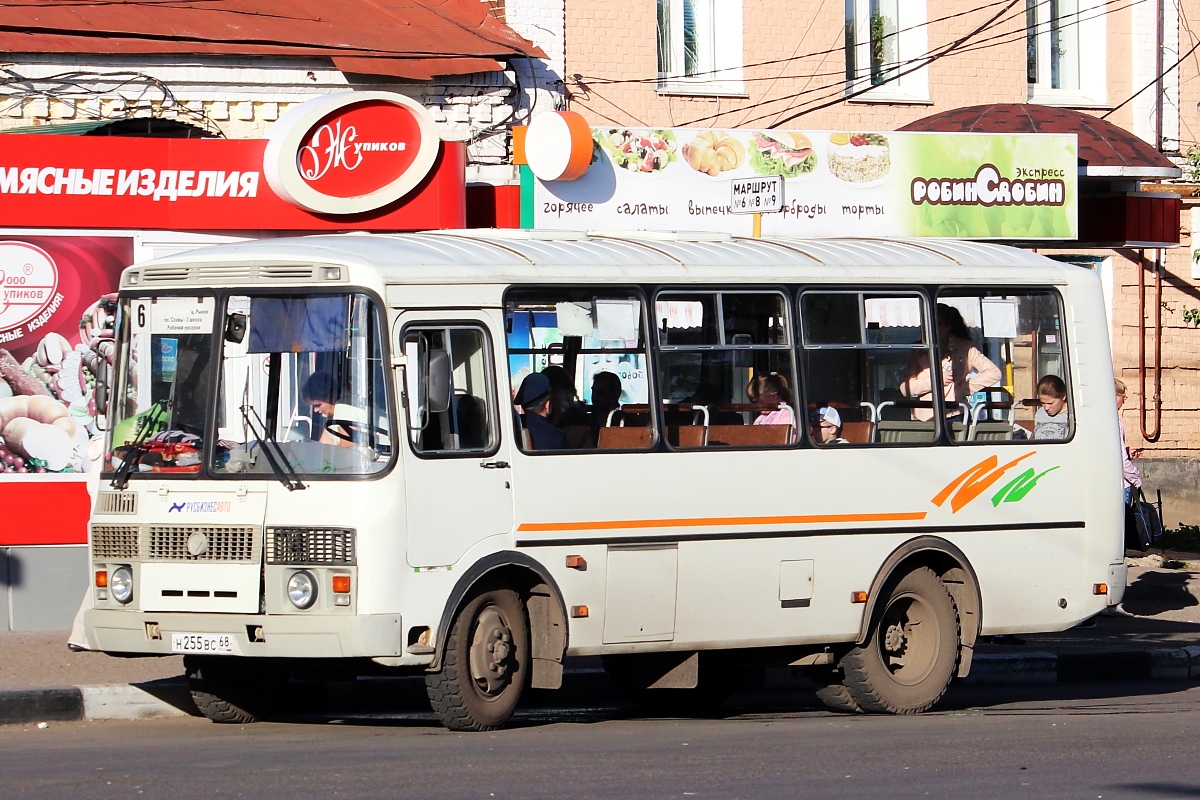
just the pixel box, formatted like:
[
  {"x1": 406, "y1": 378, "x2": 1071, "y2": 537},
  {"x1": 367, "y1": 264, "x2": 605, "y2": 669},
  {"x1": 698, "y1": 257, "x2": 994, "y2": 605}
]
[
  {"x1": 748, "y1": 372, "x2": 797, "y2": 440},
  {"x1": 809, "y1": 406, "x2": 849, "y2": 445},
  {"x1": 1033, "y1": 374, "x2": 1070, "y2": 440}
]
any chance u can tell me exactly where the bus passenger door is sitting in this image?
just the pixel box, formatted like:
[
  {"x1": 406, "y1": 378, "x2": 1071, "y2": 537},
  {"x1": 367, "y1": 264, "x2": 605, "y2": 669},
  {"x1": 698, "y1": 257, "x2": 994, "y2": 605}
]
[{"x1": 398, "y1": 313, "x2": 515, "y2": 568}]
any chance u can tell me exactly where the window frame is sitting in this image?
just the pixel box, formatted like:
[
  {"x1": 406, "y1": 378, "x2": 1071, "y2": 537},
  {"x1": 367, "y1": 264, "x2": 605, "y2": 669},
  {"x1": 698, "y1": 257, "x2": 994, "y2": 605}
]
[
  {"x1": 844, "y1": 0, "x2": 929, "y2": 103},
  {"x1": 798, "y1": 287, "x2": 940, "y2": 446},
  {"x1": 1026, "y1": 0, "x2": 1107, "y2": 107},
  {"x1": 399, "y1": 321, "x2": 502, "y2": 460},
  {"x1": 656, "y1": 0, "x2": 746, "y2": 97}
]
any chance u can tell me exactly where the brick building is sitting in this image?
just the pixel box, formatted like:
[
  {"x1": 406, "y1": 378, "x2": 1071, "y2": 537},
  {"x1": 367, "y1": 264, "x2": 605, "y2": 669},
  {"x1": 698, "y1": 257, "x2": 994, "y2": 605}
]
[{"x1": 554, "y1": 0, "x2": 1200, "y2": 524}]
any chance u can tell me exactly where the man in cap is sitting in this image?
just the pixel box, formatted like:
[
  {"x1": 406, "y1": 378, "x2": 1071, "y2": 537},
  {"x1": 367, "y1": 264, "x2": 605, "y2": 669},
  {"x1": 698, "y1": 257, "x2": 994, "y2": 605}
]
[
  {"x1": 809, "y1": 406, "x2": 848, "y2": 445},
  {"x1": 514, "y1": 372, "x2": 568, "y2": 450}
]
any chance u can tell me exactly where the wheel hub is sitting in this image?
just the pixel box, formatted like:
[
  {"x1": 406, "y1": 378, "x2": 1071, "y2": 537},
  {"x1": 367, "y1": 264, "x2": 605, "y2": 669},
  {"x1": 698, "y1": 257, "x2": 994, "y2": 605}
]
[
  {"x1": 883, "y1": 622, "x2": 908, "y2": 655},
  {"x1": 469, "y1": 607, "x2": 514, "y2": 696}
]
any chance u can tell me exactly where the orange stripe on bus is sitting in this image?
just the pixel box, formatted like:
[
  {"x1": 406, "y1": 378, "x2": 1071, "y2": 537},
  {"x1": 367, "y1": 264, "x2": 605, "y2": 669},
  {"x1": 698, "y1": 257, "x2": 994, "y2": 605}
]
[{"x1": 517, "y1": 511, "x2": 928, "y2": 533}]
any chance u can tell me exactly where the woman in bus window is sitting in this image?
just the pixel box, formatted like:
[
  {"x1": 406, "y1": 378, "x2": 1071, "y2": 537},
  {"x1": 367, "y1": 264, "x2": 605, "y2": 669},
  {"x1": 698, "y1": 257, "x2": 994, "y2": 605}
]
[
  {"x1": 900, "y1": 303, "x2": 1001, "y2": 422},
  {"x1": 748, "y1": 372, "x2": 797, "y2": 441}
]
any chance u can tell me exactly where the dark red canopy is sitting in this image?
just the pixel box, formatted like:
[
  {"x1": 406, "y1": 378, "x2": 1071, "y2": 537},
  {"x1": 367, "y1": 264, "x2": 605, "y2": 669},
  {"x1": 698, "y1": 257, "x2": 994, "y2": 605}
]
[
  {"x1": 0, "y1": 0, "x2": 543, "y2": 80},
  {"x1": 900, "y1": 104, "x2": 1179, "y2": 179}
]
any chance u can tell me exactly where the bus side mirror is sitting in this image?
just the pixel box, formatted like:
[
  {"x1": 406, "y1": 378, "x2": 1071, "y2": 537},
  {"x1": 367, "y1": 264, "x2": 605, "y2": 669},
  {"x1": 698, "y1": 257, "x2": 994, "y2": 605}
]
[{"x1": 94, "y1": 378, "x2": 109, "y2": 432}]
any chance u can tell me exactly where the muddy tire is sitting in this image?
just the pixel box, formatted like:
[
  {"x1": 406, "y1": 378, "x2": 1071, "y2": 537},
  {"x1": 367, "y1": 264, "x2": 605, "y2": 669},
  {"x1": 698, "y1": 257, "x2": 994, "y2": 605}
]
[
  {"x1": 806, "y1": 666, "x2": 862, "y2": 713},
  {"x1": 839, "y1": 567, "x2": 960, "y2": 714},
  {"x1": 426, "y1": 589, "x2": 530, "y2": 731}
]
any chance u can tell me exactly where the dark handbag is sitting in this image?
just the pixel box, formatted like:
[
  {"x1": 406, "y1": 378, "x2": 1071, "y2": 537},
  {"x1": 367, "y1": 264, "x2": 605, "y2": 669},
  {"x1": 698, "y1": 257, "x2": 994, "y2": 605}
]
[{"x1": 1125, "y1": 488, "x2": 1162, "y2": 552}]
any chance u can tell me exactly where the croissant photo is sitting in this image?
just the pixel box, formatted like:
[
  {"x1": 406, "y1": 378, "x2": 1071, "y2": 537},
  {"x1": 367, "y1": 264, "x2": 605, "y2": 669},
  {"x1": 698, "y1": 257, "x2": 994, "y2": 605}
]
[{"x1": 682, "y1": 131, "x2": 746, "y2": 176}]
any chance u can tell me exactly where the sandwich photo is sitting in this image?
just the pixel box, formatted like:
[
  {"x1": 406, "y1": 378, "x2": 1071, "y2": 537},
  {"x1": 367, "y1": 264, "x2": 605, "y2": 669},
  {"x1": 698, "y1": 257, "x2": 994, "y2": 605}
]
[{"x1": 749, "y1": 131, "x2": 817, "y2": 178}]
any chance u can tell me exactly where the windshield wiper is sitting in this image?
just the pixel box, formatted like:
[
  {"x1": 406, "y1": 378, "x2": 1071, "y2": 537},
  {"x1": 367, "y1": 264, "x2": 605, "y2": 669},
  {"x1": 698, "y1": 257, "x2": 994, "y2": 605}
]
[
  {"x1": 237, "y1": 403, "x2": 305, "y2": 491},
  {"x1": 109, "y1": 398, "x2": 168, "y2": 490}
]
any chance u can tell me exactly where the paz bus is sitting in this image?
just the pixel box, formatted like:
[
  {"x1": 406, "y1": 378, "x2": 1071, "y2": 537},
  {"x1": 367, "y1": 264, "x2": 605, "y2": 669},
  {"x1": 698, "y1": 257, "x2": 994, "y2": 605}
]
[{"x1": 83, "y1": 230, "x2": 1125, "y2": 730}]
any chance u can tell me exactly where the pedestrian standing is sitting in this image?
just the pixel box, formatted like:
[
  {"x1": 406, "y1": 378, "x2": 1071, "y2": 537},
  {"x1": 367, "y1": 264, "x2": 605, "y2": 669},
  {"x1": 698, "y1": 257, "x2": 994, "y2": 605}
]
[{"x1": 1114, "y1": 377, "x2": 1142, "y2": 504}]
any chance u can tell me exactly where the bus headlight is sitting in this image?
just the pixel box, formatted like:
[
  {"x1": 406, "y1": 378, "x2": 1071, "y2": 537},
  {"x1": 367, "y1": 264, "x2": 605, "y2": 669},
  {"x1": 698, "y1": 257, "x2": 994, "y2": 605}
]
[
  {"x1": 110, "y1": 566, "x2": 134, "y2": 605},
  {"x1": 287, "y1": 571, "x2": 317, "y2": 609}
]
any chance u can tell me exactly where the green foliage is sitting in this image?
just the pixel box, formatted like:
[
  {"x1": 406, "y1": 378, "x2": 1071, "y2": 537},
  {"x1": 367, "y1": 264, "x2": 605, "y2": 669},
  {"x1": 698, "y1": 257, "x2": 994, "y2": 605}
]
[
  {"x1": 1183, "y1": 308, "x2": 1200, "y2": 328},
  {"x1": 1185, "y1": 146, "x2": 1200, "y2": 183},
  {"x1": 1161, "y1": 524, "x2": 1200, "y2": 554}
]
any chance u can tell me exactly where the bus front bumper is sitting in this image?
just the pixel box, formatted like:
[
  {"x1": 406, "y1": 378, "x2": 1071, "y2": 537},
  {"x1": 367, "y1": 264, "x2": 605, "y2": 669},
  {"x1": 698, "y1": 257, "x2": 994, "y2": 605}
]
[{"x1": 84, "y1": 609, "x2": 403, "y2": 660}]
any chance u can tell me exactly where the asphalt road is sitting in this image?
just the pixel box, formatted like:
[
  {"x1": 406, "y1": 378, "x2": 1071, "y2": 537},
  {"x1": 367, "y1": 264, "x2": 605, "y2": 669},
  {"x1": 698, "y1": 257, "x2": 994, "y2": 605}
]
[{"x1": 2, "y1": 681, "x2": 1199, "y2": 799}]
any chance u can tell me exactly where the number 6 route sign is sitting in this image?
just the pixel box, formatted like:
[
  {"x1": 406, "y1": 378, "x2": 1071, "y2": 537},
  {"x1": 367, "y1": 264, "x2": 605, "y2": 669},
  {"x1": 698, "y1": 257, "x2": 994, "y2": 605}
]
[{"x1": 730, "y1": 176, "x2": 784, "y2": 214}]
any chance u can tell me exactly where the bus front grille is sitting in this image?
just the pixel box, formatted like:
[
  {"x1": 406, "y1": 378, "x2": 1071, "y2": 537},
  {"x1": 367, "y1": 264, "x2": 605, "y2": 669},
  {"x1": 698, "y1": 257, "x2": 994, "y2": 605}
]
[
  {"x1": 266, "y1": 527, "x2": 357, "y2": 566},
  {"x1": 91, "y1": 524, "x2": 140, "y2": 560},
  {"x1": 147, "y1": 525, "x2": 258, "y2": 562}
]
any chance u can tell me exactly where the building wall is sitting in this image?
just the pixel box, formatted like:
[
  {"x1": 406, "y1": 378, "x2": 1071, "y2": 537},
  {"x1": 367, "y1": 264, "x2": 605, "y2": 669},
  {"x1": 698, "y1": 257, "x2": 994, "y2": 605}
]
[{"x1": 0, "y1": 55, "x2": 523, "y2": 165}]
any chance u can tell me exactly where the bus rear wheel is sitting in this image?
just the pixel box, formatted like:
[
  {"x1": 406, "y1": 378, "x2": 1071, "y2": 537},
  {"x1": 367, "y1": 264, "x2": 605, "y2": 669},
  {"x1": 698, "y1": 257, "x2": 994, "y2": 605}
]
[
  {"x1": 839, "y1": 567, "x2": 960, "y2": 714},
  {"x1": 185, "y1": 656, "x2": 286, "y2": 724},
  {"x1": 426, "y1": 589, "x2": 530, "y2": 731}
]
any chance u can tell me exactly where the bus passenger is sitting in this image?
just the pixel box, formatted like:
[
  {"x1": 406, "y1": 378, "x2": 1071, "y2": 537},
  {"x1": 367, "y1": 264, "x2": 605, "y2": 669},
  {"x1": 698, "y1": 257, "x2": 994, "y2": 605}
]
[
  {"x1": 1033, "y1": 374, "x2": 1069, "y2": 440},
  {"x1": 514, "y1": 373, "x2": 567, "y2": 450},
  {"x1": 900, "y1": 303, "x2": 1001, "y2": 421},
  {"x1": 587, "y1": 371, "x2": 622, "y2": 429},
  {"x1": 748, "y1": 372, "x2": 797, "y2": 439},
  {"x1": 810, "y1": 406, "x2": 849, "y2": 445}
]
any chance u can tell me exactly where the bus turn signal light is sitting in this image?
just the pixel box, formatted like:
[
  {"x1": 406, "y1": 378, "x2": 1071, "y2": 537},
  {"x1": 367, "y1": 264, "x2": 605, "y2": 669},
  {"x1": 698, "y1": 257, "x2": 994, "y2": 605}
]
[
  {"x1": 565, "y1": 555, "x2": 586, "y2": 569},
  {"x1": 850, "y1": 591, "x2": 868, "y2": 604},
  {"x1": 95, "y1": 570, "x2": 108, "y2": 588},
  {"x1": 1093, "y1": 583, "x2": 1108, "y2": 595},
  {"x1": 570, "y1": 605, "x2": 589, "y2": 618},
  {"x1": 332, "y1": 575, "x2": 351, "y2": 594}
]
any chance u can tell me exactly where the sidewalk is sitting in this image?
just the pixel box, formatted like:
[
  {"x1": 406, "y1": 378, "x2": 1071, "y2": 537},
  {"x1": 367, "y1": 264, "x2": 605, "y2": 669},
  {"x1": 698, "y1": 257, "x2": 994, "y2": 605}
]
[{"x1": 2, "y1": 555, "x2": 1198, "y2": 725}]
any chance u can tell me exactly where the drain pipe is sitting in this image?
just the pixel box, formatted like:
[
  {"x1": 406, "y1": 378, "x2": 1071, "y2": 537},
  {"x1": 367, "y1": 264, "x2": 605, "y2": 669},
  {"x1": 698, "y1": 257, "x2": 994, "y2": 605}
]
[{"x1": 1137, "y1": 248, "x2": 1163, "y2": 441}]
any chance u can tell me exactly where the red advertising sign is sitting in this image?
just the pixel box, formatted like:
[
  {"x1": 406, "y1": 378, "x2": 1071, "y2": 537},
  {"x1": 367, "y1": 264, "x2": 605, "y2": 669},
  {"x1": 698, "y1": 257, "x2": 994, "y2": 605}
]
[
  {"x1": 0, "y1": 236, "x2": 131, "y2": 546},
  {"x1": 265, "y1": 92, "x2": 441, "y2": 214},
  {"x1": 0, "y1": 124, "x2": 463, "y2": 230}
]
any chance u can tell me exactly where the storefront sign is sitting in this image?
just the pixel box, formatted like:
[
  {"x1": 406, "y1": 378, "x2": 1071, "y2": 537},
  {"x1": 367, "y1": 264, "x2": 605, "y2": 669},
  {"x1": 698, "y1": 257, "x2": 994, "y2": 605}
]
[
  {"x1": 0, "y1": 110, "x2": 464, "y2": 230},
  {"x1": 530, "y1": 127, "x2": 1077, "y2": 240},
  {"x1": 264, "y1": 91, "x2": 441, "y2": 215}
]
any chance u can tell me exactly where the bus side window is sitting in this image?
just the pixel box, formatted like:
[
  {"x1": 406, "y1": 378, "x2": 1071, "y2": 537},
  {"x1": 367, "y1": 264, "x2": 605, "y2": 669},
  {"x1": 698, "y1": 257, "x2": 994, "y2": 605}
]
[
  {"x1": 505, "y1": 288, "x2": 653, "y2": 453},
  {"x1": 654, "y1": 290, "x2": 797, "y2": 449},
  {"x1": 937, "y1": 290, "x2": 1071, "y2": 444},
  {"x1": 799, "y1": 290, "x2": 937, "y2": 445},
  {"x1": 403, "y1": 325, "x2": 498, "y2": 456}
]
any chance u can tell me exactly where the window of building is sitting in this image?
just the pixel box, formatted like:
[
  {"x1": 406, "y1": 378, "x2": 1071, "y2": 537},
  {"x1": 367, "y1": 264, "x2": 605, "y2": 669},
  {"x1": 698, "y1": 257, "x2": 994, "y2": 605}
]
[
  {"x1": 844, "y1": 0, "x2": 928, "y2": 102},
  {"x1": 655, "y1": 290, "x2": 798, "y2": 448},
  {"x1": 506, "y1": 289, "x2": 652, "y2": 452},
  {"x1": 656, "y1": 0, "x2": 745, "y2": 96},
  {"x1": 1026, "y1": 0, "x2": 1106, "y2": 106}
]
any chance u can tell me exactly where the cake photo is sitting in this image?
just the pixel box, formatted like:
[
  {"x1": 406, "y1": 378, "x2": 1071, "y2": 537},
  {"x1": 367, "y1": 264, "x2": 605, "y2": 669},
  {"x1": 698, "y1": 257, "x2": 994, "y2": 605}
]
[{"x1": 827, "y1": 133, "x2": 891, "y2": 184}]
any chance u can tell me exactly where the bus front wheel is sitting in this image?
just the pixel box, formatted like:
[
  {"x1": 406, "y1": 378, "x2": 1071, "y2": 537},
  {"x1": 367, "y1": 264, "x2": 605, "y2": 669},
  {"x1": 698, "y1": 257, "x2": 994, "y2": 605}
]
[
  {"x1": 185, "y1": 656, "x2": 285, "y2": 724},
  {"x1": 839, "y1": 567, "x2": 960, "y2": 714},
  {"x1": 426, "y1": 589, "x2": 530, "y2": 731}
]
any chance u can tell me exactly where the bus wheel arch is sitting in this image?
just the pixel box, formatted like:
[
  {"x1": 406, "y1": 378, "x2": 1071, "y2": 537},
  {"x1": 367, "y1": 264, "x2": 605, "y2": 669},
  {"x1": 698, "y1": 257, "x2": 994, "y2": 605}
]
[
  {"x1": 430, "y1": 552, "x2": 568, "y2": 690},
  {"x1": 859, "y1": 536, "x2": 982, "y2": 677}
]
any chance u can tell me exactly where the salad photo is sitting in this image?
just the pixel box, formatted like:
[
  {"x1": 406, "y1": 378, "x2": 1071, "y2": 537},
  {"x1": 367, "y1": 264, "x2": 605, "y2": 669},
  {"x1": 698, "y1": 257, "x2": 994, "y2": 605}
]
[
  {"x1": 597, "y1": 128, "x2": 679, "y2": 173},
  {"x1": 749, "y1": 131, "x2": 818, "y2": 178}
]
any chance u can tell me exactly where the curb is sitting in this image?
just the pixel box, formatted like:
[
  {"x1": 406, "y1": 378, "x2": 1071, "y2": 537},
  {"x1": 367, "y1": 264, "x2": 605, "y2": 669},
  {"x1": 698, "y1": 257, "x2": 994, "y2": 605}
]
[{"x1": 3, "y1": 649, "x2": 1200, "y2": 727}]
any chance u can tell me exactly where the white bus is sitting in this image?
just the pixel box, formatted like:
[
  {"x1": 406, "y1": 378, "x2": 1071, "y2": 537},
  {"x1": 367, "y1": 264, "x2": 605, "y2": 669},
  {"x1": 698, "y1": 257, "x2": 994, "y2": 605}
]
[{"x1": 84, "y1": 231, "x2": 1125, "y2": 730}]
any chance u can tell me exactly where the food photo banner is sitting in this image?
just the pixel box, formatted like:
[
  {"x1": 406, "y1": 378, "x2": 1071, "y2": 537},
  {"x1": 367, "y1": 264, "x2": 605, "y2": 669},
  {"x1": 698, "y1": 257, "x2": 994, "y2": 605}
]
[{"x1": 529, "y1": 126, "x2": 1078, "y2": 240}]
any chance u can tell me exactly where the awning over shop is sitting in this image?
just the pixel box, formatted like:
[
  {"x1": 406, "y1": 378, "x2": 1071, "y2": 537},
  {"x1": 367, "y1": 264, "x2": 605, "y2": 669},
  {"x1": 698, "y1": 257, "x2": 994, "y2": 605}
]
[
  {"x1": 0, "y1": 0, "x2": 544, "y2": 80},
  {"x1": 899, "y1": 104, "x2": 1180, "y2": 180}
]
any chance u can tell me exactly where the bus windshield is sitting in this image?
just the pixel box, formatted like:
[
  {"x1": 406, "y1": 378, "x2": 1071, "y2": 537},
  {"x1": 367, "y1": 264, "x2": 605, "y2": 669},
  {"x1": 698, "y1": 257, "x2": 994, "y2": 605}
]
[{"x1": 104, "y1": 292, "x2": 392, "y2": 480}]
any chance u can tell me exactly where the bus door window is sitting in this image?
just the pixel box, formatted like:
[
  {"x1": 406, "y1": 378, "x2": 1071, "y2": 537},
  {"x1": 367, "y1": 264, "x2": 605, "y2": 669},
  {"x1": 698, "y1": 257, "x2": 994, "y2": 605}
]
[
  {"x1": 402, "y1": 325, "x2": 498, "y2": 455},
  {"x1": 505, "y1": 289, "x2": 652, "y2": 451},
  {"x1": 654, "y1": 290, "x2": 797, "y2": 448},
  {"x1": 799, "y1": 291, "x2": 937, "y2": 445},
  {"x1": 211, "y1": 293, "x2": 392, "y2": 478},
  {"x1": 937, "y1": 290, "x2": 1071, "y2": 443}
]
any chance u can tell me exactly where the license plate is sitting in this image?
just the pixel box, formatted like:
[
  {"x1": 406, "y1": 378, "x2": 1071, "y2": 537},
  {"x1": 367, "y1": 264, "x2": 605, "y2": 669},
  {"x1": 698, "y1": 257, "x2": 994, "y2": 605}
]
[{"x1": 170, "y1": 633, "x2": 240, "y2": 655}]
